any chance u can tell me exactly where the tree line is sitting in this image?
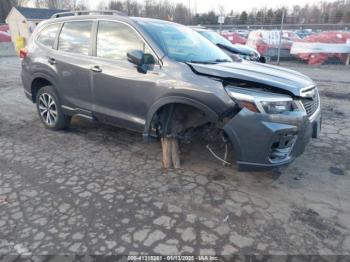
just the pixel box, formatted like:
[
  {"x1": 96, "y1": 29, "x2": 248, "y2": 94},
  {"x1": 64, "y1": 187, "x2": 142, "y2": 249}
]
[
  {"x1": 225, "y1": 1, "x2": 350, "y2": 25},
  {"x1": 102, "y1": 0, "x2": 350, "y2": 25},
  {"x1": 1, "y1": 0, "x2": 350, "y2": 25},
  {"x1": 100, "y1": 0, "x2": 350, "y2": 25}
]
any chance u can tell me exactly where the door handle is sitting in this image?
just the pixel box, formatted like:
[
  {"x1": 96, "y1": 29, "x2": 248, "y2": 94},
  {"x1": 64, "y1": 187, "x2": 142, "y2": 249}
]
[
  {"x1": 48, "y1": 57, "x2": 56, "y2": 65},
  {"x1": 90, "y1": 65, "x2": 102, "y2": 73}
]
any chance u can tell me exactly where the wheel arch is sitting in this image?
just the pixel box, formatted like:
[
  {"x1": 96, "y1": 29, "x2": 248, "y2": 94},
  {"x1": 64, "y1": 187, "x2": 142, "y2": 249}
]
[
  {"x1": 143, "y1": 96, "x2": 219, "y2": 141},
  {"x1": 30, "y1": 73, "x2": 58, "y2": 103}
]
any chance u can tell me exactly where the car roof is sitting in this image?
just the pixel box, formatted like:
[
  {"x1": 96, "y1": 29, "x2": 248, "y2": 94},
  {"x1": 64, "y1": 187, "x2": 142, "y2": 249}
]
[
  {"x1": 36, "y1": 13, "x2": 168, "y2": 59},
  {"x1": 46, "y1": 13, "x2": 176, "y2": 24},
  {"x1": 45, "y1": 14, "x2": 131, "y2": 23}
]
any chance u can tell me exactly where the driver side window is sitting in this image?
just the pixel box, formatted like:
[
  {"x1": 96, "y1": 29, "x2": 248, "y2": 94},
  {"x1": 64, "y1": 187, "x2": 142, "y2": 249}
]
[{"x1": 96, "y1": 21, "x2": 152, "y2": 61}]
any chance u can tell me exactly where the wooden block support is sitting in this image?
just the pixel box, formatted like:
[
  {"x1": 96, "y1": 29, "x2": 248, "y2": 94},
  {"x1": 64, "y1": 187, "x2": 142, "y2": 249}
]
[
  {"x1": 171, "y1": 138, "x2": 181, "y2": 169},
  {"x1": 161, "y1": 138, "x2": 172, "y2": 169},
  {"x1": 161, "y1": 137, "x2": 181, "y2": 170}
]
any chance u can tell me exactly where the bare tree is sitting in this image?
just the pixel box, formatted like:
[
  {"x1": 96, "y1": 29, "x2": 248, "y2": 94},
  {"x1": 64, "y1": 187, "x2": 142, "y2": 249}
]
[
  {"x1": 9, "y1": 0, "x2": 28, "y2": 7},
  {"x1": 33, "y1": 0, "x2": 87, "y2": 10},
  {"x1": 46, "y1": 0, "x2": 61, "y2": 9},
  {"x1": 109, "y1": 0, "x2": 124, "y2": 11},
  {"x1": 66, "y1": 0, "x2": 88, "y2": 10},
  {"x1": 97, "y1": 1, "x2": 108, "y2": 10},
  {"x1": 1, "y1": 0, "x2": 29, "y2": 23},
  {"x1": 173, "y1": 3, "x2": 189, "y2": 24}
]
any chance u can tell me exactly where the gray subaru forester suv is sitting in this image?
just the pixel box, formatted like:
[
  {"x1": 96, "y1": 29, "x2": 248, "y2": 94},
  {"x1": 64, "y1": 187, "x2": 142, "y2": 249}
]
[{"x1": 20, "y1": 11, "x2": 321, "y2": 171}]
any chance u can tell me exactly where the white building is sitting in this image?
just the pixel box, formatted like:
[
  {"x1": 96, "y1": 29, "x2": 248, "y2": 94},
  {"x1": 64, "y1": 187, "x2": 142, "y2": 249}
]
[{"x1": 5, "y1": 7, "x2": 64, "y2": 45}]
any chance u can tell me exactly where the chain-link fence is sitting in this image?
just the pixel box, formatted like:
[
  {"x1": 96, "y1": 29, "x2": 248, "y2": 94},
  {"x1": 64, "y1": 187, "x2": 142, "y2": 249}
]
[{"x1": 205, "y1": 23, "x2": 350, "y2": 31}]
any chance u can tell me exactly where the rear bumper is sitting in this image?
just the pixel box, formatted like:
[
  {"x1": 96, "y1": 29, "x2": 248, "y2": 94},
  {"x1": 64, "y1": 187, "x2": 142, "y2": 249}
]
[{"x1": 223, "y1": 108, "x2": 321, "y2": 171}]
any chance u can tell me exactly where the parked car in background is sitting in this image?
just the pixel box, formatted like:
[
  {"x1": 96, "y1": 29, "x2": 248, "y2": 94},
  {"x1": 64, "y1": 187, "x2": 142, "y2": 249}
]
[
  {"x1": 193, "y1": 27, "x2": 266, "y2": 63},
  {"x1": 295, "y1": 29, "x2": 314, "y2": 39},
  {"x1": 0, "y1": 25, "x2": 11, "y2": 42},
  {"x1": 221, "y1": 30, "x2": 247, "y2": 45},
  {"x1": 236, "y1": 29, "x2": 250, "y2": 38},
  {"x1": 246, "y1": 30, "x2": 300, "y2": 58},
  {"x1": 21, "y1": 11, "x2": 321, "y2": 171},
  {"x1": 291, "y1": 31, "x2": 350, "y2": 65},
  {"x1": 282, "y1": 31, "x2": 301, "y2": 48}
]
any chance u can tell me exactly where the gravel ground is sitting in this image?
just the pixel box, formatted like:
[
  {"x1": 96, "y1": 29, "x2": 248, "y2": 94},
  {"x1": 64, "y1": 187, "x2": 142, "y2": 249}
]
[{"x1": 0, "y1": 57, "x2": 350, "y2": 256}]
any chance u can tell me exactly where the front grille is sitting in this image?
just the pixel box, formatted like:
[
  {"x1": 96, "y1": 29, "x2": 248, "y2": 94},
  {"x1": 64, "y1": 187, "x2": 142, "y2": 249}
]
[{"x1": 301, "y1": 90, "x2": 320, "y2": 118}]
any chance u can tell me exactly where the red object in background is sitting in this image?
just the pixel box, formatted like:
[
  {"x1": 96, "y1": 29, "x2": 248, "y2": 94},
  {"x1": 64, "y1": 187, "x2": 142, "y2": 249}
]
[
  {"x1": 293, "y1": 31, "x2": 350, "y2": 65},
  {"x1": 220, "y1": 32, "x2": 247, "y2": 45},
  {"x1": 0, "y1": 25, "x2": 11, "y2": 42},
  {"x1": 255, "y1": 43, "x2": 269, "y2": 56},
  {"x1": 19, "y1": 48, "x2": 28, "y2": 59},
  {"x1": 249, "y1": 31, "x2": 269, "y2": 55},
  {"x1": 246, "y1": 30, "x2": 301, "y2": 56},
  {"x1": 246, "y1": 31, "x2": 269, "y2": 55}
]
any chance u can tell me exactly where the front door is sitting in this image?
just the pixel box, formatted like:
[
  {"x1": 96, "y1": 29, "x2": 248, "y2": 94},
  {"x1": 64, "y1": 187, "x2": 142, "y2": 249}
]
[{"x1": 91, "y1": 20, "x2": 161, "y2": 132}]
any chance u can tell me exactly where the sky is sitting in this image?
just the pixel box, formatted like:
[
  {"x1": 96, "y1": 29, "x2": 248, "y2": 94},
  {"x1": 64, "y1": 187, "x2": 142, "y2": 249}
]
[{"x1": 89, "y1": 0, "x2": 338, "y2": 13}]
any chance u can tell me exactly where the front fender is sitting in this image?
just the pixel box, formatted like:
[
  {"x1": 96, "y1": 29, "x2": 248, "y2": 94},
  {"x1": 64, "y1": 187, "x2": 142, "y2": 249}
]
[{"x1": 143, "y1": 96, "x2": 219, "y2": 141}]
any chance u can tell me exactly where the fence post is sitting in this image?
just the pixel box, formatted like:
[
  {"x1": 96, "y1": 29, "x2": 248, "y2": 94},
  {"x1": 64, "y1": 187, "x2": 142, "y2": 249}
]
[
  {"x1": 188, "y1": 0, "x2": 191, "y2": 25},
  {"x1": 277, "y1": 9, "x2": 285, "y2": 65}
]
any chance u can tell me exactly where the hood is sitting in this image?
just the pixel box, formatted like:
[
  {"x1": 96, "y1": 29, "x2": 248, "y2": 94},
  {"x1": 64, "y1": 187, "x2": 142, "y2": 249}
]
[{"x1": 188, "y1": 61, "x2": 315, "y2": 96}]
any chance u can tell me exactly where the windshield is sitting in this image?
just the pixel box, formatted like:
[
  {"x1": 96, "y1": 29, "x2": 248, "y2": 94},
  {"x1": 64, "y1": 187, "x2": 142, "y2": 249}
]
[
  {"x1": 136, "y1": 20, "x2": 232, "y2": 63},
  {"x1": 199, "y1": 30, "x2": 232, "y2": 46}
]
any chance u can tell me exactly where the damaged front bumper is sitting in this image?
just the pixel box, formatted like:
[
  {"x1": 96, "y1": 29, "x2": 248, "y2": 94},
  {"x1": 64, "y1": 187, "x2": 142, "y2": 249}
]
[{"x1": 223, "y1": 108, "x2": 321, "y2": 171}]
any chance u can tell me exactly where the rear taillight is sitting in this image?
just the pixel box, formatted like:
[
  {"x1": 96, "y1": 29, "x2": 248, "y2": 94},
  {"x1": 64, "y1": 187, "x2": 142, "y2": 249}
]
[{"x1": 19, "y1": 48, "x2": 28, "y2": 59}]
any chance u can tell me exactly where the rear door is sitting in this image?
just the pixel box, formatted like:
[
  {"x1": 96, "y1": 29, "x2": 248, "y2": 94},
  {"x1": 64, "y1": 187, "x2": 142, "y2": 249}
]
[
  {"x1": 52, "y1": 20, "x2": 94, "y2": 112},
  {"x1": 91, "y1": 20, "x2": 161, "y2": 132}
]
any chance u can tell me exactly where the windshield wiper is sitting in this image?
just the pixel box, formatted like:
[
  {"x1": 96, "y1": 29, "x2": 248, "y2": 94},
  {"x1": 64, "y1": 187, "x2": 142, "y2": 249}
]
[
  {"x1": 187, "y1": 58, "x2": 231, "y2": 64},
  {"x1": 188, "y1": 60, "x2": 218, "y2": 64},
  {"x1": 213, "y1": 59, "x2": 231, "y2": 63}
]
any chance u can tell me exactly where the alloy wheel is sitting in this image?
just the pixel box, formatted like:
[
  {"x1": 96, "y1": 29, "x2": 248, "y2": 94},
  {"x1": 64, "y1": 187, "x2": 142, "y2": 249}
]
[{"x1": 38, "y1": 93, "x2": 58, "y2": 126}]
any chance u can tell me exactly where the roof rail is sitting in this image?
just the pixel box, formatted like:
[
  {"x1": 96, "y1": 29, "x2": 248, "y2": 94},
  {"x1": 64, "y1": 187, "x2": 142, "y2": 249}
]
[{"x1": 51, "y1": 10, "x2": 127, "y2": 19}]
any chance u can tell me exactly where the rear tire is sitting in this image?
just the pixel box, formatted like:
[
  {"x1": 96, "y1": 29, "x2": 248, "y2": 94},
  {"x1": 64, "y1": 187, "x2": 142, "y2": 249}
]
[{"x1": 36, "y1": 86, "x2": 71, "y2": 130}]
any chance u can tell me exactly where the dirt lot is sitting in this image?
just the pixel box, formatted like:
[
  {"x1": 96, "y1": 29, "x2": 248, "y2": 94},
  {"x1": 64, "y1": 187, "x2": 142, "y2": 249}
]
[{"x1": 0, "y1": 57, "x2": 349, "y2": 256}]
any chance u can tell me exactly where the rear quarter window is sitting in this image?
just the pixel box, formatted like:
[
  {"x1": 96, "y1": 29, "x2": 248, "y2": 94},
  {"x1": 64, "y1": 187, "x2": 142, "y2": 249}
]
[
  {"x1": 58, "y1": 21, "x2": 93, "y2": 55},
  {"x1": 37, "y1": 23, "x2": 60, "y2": 48}
]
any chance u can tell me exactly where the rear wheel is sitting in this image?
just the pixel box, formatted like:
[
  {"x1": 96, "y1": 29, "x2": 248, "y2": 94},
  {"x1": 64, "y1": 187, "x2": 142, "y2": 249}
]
[{"x1": 36, "y1": 86, "x2": 70, "y2": 130}]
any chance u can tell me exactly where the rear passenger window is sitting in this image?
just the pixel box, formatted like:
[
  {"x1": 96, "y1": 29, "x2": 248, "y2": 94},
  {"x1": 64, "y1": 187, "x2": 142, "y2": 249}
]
[
  {"x1": 97, "y1": 21, "x2": 151, "y2": 60},
  {"x1": 37, "y1": 23, "x2": 60, "y2": 48},
  {"x1": 58, "y1": 21, "x2": 92, "y2": 55}
]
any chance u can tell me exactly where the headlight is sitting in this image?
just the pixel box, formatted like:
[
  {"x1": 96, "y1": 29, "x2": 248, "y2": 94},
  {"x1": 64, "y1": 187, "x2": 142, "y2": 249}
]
[
  {"x1": 225, "y1": 87, "x2": 302, "y2": 114},
  {"x1": 261, "y1": 101, "x2": 295, "y2": 114}
]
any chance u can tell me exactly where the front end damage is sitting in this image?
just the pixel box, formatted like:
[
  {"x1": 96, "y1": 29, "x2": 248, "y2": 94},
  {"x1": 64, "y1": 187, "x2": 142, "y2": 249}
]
[
  {"x1": 223, "y1": 107, "x2": 320, "y2": 171},
  {"x1": 220, "y1": 83, "x2": 321, "y2": 171},
  {"x1": 151, "y1": 89, "x2": 321, "y2": 171},
  {"x1": 152, "y1": 62, "x2": 321, "y2": 171},
  {"x1": 183, "y1": 62, "x2": 322, "y2": 171}
]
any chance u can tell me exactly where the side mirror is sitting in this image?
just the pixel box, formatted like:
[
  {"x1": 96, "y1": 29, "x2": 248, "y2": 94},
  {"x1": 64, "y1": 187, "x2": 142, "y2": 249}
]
[
  {"x1": 127, "y1": 50, "x2": 156, "y2": 73},
  {"x1": 127, "y1": 50, "x2": 143, "y2": 66}
]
